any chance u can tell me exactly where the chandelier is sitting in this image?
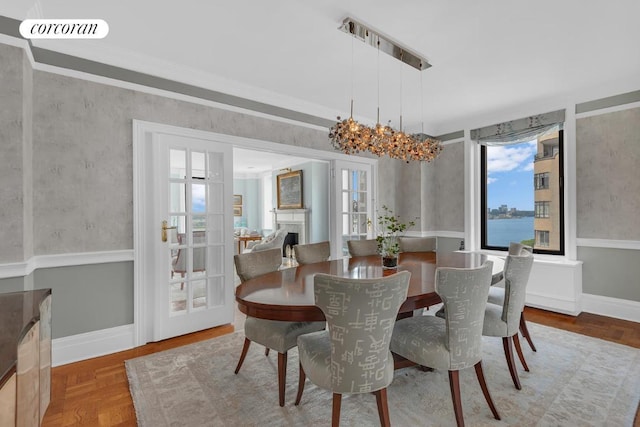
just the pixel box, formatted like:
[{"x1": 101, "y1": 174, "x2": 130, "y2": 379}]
[{"x1": 329, "y1": 18, "x2": 442, "y2": 163}]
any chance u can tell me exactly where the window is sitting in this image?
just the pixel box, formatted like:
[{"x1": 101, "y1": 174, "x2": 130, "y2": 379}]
[
  {"x1": 536, "y1": 230, "x2": 549, "y2": 247},
  {"x1": 534, "y1": 172, "x2": 549, "y2": 189},
  {"x1": 535, "y1": 201, "x2": 549, "y2": 218},
  {"x1": 480, "y1": 130, "x2": 564, "y2": 255}
]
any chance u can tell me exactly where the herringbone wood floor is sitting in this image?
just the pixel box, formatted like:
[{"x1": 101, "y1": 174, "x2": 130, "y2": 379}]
[{"x1": 42, "y1": 308, "x2": 640, "y2": 426}]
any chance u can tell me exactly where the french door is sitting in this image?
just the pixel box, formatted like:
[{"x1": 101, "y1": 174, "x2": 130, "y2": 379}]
[
  {"x1": 333, "y1": 160, "x2": 374, "y2": 257},
  {"x1": 151, "y1": 132, "x2": 234, "y2": 341}
]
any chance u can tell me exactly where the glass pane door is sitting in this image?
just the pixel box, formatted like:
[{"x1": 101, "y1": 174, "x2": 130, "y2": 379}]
[
  {"x1": 154, "y1": 133, "x2": 233, "y2": 341},
  {"x1": 335, "y1": 161, "x2": 373, "y2": 257}
]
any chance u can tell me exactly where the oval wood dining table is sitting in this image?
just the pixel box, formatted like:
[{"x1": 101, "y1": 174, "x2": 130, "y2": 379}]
[{"x1": 235, "y1": 251, "x2": 503, "y2": 322}]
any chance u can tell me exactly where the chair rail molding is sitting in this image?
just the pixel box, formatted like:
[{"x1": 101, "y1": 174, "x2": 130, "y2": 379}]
[
  {"x1": 0, "y1": 250, "x2": 134, "y2": 279},
  {"x1": 576, "y1": 238, "x2": 640, "y2": 251}
]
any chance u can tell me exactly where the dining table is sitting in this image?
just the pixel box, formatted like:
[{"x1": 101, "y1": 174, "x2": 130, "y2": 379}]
[{"x1": 235, "y1": 251, "x2": 504, "y2": 323}]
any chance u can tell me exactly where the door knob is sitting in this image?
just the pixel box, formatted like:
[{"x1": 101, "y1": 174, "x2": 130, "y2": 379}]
[{"x1": 161, "y1": 220, "x2": 177, "y2": 242}]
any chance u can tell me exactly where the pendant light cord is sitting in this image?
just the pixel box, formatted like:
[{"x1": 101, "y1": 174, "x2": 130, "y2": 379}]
[
  {"x1": 420, "y1": 70, "x2": 424, "y2": 134},
  {"x1": 377, "y1": 38, "x2": 380, "y2": 123}
]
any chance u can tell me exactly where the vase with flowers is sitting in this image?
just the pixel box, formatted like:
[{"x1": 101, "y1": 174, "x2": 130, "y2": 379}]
[{"x1": 369, "y1": 205, "x2": 416, "y2": 269}]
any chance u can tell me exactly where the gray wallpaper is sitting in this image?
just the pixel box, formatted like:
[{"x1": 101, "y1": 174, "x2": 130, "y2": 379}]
[
  {"x1": 376, "y1": 156, "x2": 397, "y2": 212},
  {"x1": 30, "y1": 70, "x2": 346, "y2": 255},
  {"x1": 395, "y1": 160, "x2": 422, "y2": 230},
  {"x1": 420, "y1": 158, "x2": 437, "y2": 231},
  {"x1": 0, "y1": 44, "x2": 27, "y2": 262},
  {"x1": 22, "y1": 48, "x2": 34, "y2": 260},
  {"x1": 431, "y1": 141, "x2": 465, "y2": 232},
  {"x1": 576, "y1": 107, "x2": 640, "y2": 240}
]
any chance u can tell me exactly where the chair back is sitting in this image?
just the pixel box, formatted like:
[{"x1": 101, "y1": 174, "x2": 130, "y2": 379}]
[
  {"x1": 508, "y1": 241, "x2": 532, "y2": 255},
  {"x1": 313, "y1": 271, "x2": 410, "y2": 393},
  {"x1": 436, "y1": 261, "x2": 493, "y2": 370},
  {"x1": 294, "y1": 241, "x2": 330, "y2": 265},
  {"x1": 347, "y1": 239, "x2": 379, "y2": 256},
  {"x1": 234, "y1": 248, "x2": 282, "y2": 282},
  {"x1": 399, "y1": 236, "x2": 436, "y2": 252},
  {"x1": 500, "y1": 252, "x2": 534, "y2": 332}
]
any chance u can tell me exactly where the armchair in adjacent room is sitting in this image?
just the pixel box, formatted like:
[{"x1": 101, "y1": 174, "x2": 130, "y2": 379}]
[{"x1": 244, "y1": 228, "x2": 287, "y2": 254}]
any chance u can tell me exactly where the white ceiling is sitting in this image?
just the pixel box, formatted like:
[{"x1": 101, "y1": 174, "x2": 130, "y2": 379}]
[
  {"x1": 3, "y1": 1, "x2": 640, "y2": 135},
  {"x1": 233, "y1": 148, "x2": 311, "y2": 176}
]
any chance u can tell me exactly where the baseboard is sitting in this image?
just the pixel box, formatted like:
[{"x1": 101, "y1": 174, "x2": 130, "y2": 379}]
[
  {"x1": 52, "y1": 323, "x2": 135, "y2": 367},
  {"x1": 525, "y1": 291, "x2": 581, "y2": 316},
  {"x1": 581, "y1": 293, "x2": 640, "y2": 323}
]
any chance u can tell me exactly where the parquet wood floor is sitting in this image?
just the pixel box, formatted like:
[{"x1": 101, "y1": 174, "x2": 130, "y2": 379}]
[{"x1": 41, "y1": 309, "x2": 639, "y2": 426}]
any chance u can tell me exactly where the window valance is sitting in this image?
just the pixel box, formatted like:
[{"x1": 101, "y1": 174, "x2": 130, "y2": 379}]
[{"x1": 471, "y1": 109, "x2": 565, "y2": 146}]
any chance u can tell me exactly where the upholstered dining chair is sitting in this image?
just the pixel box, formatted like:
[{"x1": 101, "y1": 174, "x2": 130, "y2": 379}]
[
  {"x1": 489, "y1": 242, "x2": 537, "y2": 352},
  {"x1": 233, "y1": 248, "x2": 325, "y2": 406},
  {"x1": 347, "y1": 239, "x2": 379, "y2": 256},
  {"x1": 391, "y1": 261, "x2": 500, "y2": 427},
  {"x1": 295, "y1": 271, "x2": 411, "y2": 427},
  {"x1": 398, "y1": 236, "x2": 436, "y2": 252},
  {"x1": 483, "y1": 251, "x2": 534, "y2": 390},
  {"x1": 293, "y1": 241, "x2": 330, "y2": 265}
]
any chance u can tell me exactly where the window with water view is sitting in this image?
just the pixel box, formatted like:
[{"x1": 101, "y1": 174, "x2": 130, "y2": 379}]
[{"x1": 481, "y1": 131, "x2": 564, "y2": 254}]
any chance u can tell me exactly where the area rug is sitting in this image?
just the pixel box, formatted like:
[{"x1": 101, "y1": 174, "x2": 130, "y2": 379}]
[{"x1": 126, "y1": 323, "x2": 639, "y2": 426}]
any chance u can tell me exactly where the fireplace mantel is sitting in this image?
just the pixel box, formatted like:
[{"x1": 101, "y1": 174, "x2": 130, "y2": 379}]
[{"x1": 274, "y1": 209, "x2": 308, "y2": 245}]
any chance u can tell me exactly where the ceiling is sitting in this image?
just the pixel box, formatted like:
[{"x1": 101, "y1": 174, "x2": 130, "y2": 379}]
[
  {"x1": 3, "y1": 1, "x2": 640, "y2": 135},
  {"x1": 233, "y1": 148, "x2": 311, "y2": 176}
]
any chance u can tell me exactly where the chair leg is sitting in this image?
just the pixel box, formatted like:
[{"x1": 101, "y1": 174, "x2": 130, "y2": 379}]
[
  {"x1": 519, "y1": 312, "x2": 537, "y2": 352},
  {"x1": 502, "y1": 336, "x2": 522, "y2": 390},
  {"x1": 265, "y1": 348, "x2": 270, "y2": 356},
  {"x1": 277, "y1": 352, "x2": 287, "y2": 407},
  {"x1": 374, "y1": 388, "x2": 391, "y2": 427},
  {"x1": 234, "y1": 337, "x2": 251, "y2": 374},
  {"x1": 448, "y1": 370, "x2": 465, "y2": 427},
  {"x1": 294, "y1": 362, "x2": 306, "y2": 406},
  {"x1": 513, "y1": 333, "x2": 530, "y2": 372},
  {"x1": 332, "y1": 393, "x2": 342, "y2": 427},
  {"x1": 474, "y1": 362, "x2": 501, "y2": 420}
]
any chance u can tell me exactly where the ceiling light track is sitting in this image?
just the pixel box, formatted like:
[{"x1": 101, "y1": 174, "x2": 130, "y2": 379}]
[{"x1": 338, "y1": 17, "x2": 431, "y2": 71}]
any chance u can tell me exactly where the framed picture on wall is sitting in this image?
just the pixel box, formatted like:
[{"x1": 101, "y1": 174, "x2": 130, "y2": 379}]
[
  {"x1": 233, "y1": 206, "x2": 243, "y2": 216},
  {"x1": 277, "y1": 170, "x2": 303, "y2": 209},
  {"x1": 233, "y1": 194, "x2": 243, "y2": 206}
]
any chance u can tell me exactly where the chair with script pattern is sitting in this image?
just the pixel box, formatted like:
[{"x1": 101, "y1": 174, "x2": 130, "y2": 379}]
[
  {"x1": 295, "y1": 271, "x2": 410, "y2": 426},
  {"x1": 391, "y1": 261, "x2": 500, "y2": 427}
]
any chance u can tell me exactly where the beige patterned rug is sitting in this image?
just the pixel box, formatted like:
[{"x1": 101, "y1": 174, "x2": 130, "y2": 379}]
[{"x1": 126, "y1": 322, "x2": 639, "y2": 426}]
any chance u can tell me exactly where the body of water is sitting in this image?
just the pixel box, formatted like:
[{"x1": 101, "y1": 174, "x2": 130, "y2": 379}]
[{"x1": 487, "y1": 216, "x2": 534, "y2": 247}]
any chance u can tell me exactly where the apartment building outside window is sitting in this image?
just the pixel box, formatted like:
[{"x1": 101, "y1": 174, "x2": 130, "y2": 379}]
[
  {"x1": 534, "y1": 172, "x2": 549, "y2": 189},
  {"x1": 535, "y1": 201, "x2": 550, "y2": 218},
  {"x1": 536, "y1": 230, "x2": 550, "y2": 247}
]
